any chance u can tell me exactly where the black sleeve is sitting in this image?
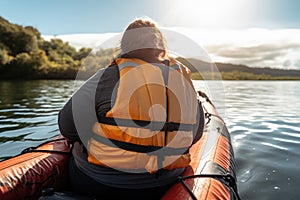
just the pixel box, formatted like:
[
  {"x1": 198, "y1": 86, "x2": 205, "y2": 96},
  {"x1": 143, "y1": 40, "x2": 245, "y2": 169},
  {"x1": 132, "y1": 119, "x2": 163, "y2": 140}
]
[
  {"x1": 58, "y1": 65, "x2": 119, "y2": 144},
  {"x1": 192, "y1": 100, "x2": 205, "y2": 145},
  {"x1": 95, "y1": 64, "x2": 119, "y2": 117},
  {"x1": 58, "y1": 97, "x2": 79, "y2": 143}
]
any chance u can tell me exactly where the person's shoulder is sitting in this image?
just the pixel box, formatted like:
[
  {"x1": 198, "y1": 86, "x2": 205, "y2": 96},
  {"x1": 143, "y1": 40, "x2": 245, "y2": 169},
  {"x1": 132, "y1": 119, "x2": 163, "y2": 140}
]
[
  {"x1": 103, "y1": 62, "x2": 119, "y2": 76},
  {"x1": 102, "y1": 58, "x2": 118, "y2": 70},
  {"x1": 95, "y1": 61, "x2": 119, "y2": 83},
  {"x1": 170, "y1": 58, "x2": 191, "y2": 74}
]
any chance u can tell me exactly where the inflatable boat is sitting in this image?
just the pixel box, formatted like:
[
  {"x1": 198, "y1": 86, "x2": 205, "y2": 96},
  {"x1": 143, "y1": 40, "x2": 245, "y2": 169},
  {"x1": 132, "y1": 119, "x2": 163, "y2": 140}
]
[{"x1": 0, "y1": 92, "x2": 240, "y2": 200}]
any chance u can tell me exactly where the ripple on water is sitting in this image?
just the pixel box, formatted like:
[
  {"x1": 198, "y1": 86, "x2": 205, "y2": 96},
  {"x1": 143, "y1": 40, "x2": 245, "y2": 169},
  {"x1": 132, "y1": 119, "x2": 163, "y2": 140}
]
[{"x1": 1, "y1": 80, "x2": 300, "y2": 199}]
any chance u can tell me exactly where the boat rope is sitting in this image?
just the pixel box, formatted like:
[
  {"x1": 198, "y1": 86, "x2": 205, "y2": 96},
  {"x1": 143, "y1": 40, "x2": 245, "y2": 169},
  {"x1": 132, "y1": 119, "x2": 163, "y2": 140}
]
[
  {"x1": 198, "y1": 91, "x2": 215, "y2": 108},
  {"x1": 20, "y1": 138, "x2": 72, "y2": 155},
  {"x1": 20, "y1": 148, "x2": 71, "y2": 155},
  {"x1": 205, "y1": 112, "x2": 225, "y2": 125},
  {"x1": 197, "y1": 90, "x2": 226, "y2": 124},
  {"x1": 204, "y1": 113, "x2": 212, "y2": 125},
  {"x1": 177, "y1": 173, "x2": 241, "y2": 200}
]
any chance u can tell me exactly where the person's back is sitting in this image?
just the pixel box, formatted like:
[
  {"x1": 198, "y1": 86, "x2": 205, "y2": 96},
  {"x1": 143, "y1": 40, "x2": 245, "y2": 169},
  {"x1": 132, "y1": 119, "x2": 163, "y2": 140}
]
[{"x1": 58, "y1": 18, "x2": 204, "y2": 199}]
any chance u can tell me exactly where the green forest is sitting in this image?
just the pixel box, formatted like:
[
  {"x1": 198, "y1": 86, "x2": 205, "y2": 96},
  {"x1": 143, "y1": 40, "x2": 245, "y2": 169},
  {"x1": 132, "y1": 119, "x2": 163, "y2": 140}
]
[
  {"x1": 1, "y1": 16, "x2": 300, "y2": 80},
  {"x1": 0, "y1": 16, "x2": 116, "y2": 79}
]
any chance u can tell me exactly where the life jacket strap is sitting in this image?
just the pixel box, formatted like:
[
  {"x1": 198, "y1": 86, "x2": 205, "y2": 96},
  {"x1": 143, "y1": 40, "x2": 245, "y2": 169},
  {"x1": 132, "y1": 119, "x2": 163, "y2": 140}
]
[
  {"x1": 98, "y1": 116, "x2": 194, "y2": 132},
  {"x1": 92, "y1": 133, "x2": 189, "y2": 155}
]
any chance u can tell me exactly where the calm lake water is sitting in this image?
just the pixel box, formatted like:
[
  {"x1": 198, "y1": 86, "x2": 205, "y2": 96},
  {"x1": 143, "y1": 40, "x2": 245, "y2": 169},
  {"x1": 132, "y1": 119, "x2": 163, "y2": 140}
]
[{"x1": 0, "y1": 80, "x2": 299, "y2": 200}]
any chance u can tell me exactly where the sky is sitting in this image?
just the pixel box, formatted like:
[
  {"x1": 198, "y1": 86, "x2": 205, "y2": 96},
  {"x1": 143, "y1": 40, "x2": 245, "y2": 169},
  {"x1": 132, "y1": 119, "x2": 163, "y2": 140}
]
[{"x1": 1, "y1": 0, "x2": 300, "y2": 69}]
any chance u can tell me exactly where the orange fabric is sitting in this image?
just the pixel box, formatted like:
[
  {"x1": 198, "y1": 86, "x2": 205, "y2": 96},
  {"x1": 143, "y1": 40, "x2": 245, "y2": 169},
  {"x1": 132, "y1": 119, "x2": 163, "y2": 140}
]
[
  {"x1": 214, "y1": 135, "x2": 230, "y2": 171},
  {"x1": 208, "y1": 123, "x2": 230, "y2": 171},
  {"x1": 0, "y1": 135, "x2": 70, "y2": 200},
  {"x1": 162, "y1": 102, "x2": 234, "y2": 200},
  {"x1": 199, "y1": 179, "x2": 230, "y2": 200},
  {"x1": 88, "y1": 58, "x2": 198, "y2": 172}
]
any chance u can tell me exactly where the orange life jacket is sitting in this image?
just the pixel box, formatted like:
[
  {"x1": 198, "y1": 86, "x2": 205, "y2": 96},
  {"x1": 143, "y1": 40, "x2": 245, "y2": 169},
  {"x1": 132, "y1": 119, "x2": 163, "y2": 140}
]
[{"x1": 88, "y1": 58, "x2": 198, "y2": 173}]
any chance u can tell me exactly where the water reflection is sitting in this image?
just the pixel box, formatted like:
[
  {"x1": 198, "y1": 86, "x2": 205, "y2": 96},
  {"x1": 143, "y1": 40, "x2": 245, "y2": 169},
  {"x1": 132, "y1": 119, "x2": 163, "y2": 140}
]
[
  {"x1": 0, "y1": 80, "x2": 300, "y2": 200},
  {"x1": 222, "y1": 81, "x2": 300, "y2": 200},
  {"x1": 0, "y1": 80, "x2": 78, "y2": 159}
]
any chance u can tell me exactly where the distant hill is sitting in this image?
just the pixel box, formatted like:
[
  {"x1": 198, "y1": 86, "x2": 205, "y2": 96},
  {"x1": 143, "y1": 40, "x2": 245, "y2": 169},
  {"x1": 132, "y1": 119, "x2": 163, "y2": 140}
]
[
  {"x1": 1, "y1": 15, "x2": 300, "y2": 80},
  {"x1": 216, "y1": 62, "x2": 300, "y2": 77},
  {"x1": 177, "y1": 58, "x2": 300, "y2": 80}
]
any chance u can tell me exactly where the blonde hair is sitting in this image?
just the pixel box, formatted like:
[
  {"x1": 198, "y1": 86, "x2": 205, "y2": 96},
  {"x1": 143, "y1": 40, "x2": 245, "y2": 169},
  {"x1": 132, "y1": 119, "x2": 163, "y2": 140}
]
[{"x1": 120, "y1": 18, "x2": 167, "y2": 60}]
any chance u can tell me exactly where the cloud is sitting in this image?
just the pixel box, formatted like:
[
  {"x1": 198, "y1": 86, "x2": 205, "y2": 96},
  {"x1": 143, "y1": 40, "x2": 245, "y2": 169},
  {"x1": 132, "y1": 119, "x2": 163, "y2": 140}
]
[
  {"x1": 295, "y1": 60, "x2": 300, "y2": 68},
  {"x1": 42, "y1": 33, "x2": 119, "y2": 50},
  {"x1": 283, "y1": 60, "x2": 292, "y2": 67},
  {"x1": 206, "y1": 42, "x2": 300, "y2": 68},
  {"x1": 207, "y1": 43, "x2": 300, "y2": 59},
  {"x1": 195, "y1": 29, "x2": 300, "y2": 69},
  {"x1": 42, "y1": 28, "x2": 300, "y2": 69}
]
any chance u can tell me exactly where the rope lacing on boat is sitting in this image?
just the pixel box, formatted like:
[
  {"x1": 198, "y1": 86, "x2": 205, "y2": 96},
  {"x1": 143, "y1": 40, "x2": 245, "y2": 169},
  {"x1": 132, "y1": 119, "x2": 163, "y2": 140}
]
[
  {"x1": 20, "y1": 138, "x2": 71, "y2": 155},
  {"x1": 177, "y1": 173, "x2": 241, "y2": 200}
]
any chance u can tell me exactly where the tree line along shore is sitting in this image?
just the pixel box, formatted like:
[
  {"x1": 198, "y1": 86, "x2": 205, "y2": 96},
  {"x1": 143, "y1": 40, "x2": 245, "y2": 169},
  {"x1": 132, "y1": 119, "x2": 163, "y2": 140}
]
[{"x1": 1, "y1": 16, "x2": 300, "y2": 80}]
